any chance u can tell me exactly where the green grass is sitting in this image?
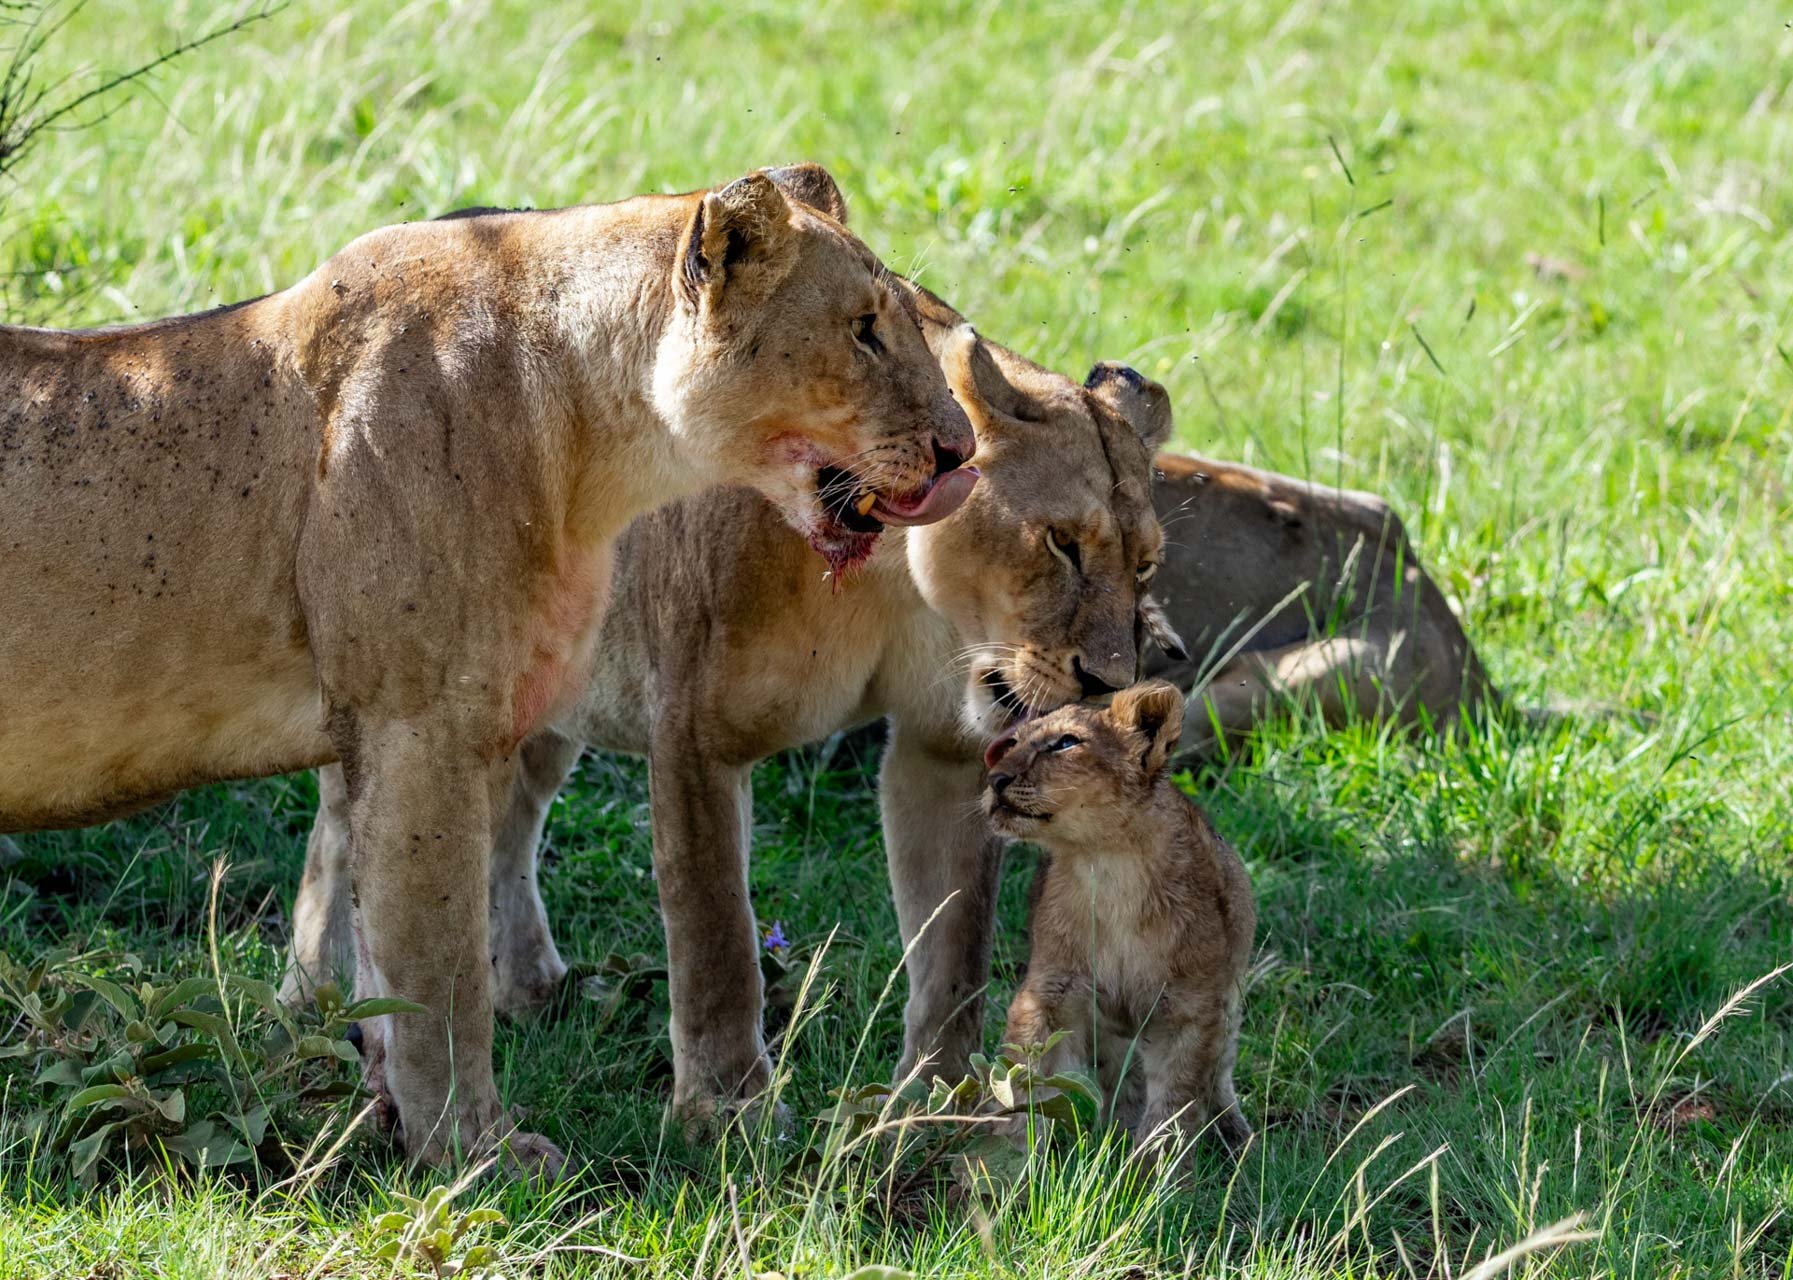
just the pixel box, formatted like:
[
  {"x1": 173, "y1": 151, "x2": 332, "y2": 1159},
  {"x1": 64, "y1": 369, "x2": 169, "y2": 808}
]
[{"x1": 4, "y1": 0, "x2": 1793, "y2": 1274}]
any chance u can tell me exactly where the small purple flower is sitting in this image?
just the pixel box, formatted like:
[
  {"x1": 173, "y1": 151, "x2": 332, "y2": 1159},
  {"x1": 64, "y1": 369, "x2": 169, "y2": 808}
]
[{"x1": 763, "y1": 921, "x2": 789, "y2": 952}]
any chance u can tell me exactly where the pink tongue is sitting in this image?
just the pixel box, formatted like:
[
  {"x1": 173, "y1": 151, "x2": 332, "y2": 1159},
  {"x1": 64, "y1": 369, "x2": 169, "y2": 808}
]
[{"x1": 871, "y1": 466, "x2": 979, "y2": 527}]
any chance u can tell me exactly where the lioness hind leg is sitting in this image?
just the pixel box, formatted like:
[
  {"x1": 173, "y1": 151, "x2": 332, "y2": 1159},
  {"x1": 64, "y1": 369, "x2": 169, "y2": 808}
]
[
  {"x1": 646, "y1": 734, "x2": 771, "y2": 1132},
  {"x1": 281, "y1": 763, "x2": 355, "y2": 1006},
  {"x1": 489, "y1": 728, "x2": 582, "y2": 1014},
  {"x1": 341, "y1": 717, "x2": 562, "y2": 1177}
]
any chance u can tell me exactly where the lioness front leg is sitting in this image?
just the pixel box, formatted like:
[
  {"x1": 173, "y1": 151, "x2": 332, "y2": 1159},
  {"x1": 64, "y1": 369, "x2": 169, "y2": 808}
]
[
  {"x1": 282, "y1": 763, "x2": 354, "y2": 1005},
  {"x1": 342, "y1": 717, "x2": 561, "y2": 1176},
  {"x1": 881, "y1": 719, "x2": 1003, "y2": 1082},
  {"x1": 646, "y1": 732, "x2": 769, "y2": 1129},
  {"x1": 488, "y1": 728, "x2": 583, "y2": 1013}
]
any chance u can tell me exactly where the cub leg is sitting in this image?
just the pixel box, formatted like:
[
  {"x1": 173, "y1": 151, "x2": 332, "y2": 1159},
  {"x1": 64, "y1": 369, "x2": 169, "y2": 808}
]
[
  {"x1": 646, "y1": 733, "x2": 768, "y2": 1128},
  {"x1": 342, "y1": 717, "x2": 561, "y2": 1177},
  {"x1": 282, "y1": 763, "x2": 355, "y2": 1005},
  {"x1": 489, "y1": 728, "x2": 583, "y2": 1013},
  {"x1": 1134, "y1": 988, "x2": 1250, "y2": 1155},
  {"x1": 881, "y1": 719, "x2": 1004, "y2": 1081}
]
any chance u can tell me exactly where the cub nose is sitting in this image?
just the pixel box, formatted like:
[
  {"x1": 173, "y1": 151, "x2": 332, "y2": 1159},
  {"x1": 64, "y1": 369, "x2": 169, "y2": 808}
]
[
  {"x1": 983, "y1": 732, "x2": 1018, "y2": 771},
  {"x1": 988, "y1": 771, "x2": 1014, "y2": 796},
  {"x1": 1072, "y1": 656, "x2": 1122, "y2": 698}
]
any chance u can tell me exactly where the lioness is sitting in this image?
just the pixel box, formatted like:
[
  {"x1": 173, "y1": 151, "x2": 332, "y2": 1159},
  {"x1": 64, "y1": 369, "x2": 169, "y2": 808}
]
[
  {"x1": 987, "y1": 681, "x2": 1255, "y2": 1154},
  {"x1": 0, "y1": 163, "x2": 976, "y2": 1173},
  {"x1": 1148, "y1": 454, "x2": 1498, "y2": 752},
  {"x1": 285, "y1": 285, "x2": 1176, "y2": 1124}
]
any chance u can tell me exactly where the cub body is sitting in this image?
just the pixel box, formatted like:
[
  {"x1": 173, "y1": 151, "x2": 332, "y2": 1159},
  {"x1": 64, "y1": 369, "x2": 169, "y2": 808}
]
[{"x1": 985, "y1": 681, "x2": 1255, "y2": 1151}]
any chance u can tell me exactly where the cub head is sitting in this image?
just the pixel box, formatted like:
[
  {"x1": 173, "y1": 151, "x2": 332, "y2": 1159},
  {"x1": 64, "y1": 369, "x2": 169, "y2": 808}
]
[
  {"x1": 981, "y1": 681, "x2": 1185, "y2": 848},
  {"x1": 902, "y1": 304, "x2": 1185, "y2": 737},
  {"x1": 652, "y1": 163, "x2": 976, "y2": 575}
]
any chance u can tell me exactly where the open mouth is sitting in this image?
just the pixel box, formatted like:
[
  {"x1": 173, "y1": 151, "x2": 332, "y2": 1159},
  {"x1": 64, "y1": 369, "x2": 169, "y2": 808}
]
[
  {"x1": 815, "y1": 441, "x2": 979, "y2": 535},
  {"x1": 979, "y1": 668, "x2": 1031, "y2": 722}
]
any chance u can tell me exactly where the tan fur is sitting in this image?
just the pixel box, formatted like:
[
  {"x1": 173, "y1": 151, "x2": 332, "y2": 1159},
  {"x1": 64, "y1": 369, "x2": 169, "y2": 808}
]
[
  {"x1": 1147, "y1": 453, "x2": 1498, "y2": 752},
  {"x1": 987, "y1": 681, "x2": 1255, "y2": 1153},
  {"x1": 283, "y1": 289, "x2": 1176, "y2": 1126},
  {"x1": 0, "y1": 164, "x2": 975, "y2": 1174}
]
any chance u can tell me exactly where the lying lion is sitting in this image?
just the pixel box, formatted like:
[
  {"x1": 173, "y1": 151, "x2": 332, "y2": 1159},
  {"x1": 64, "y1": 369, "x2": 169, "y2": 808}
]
[
  {"x1": 1147, "y1": 453, "x2": 1499, "y2": 752},
  {"x1": 0, "y1": 163, "x2": 976, "y2": 1174},
  {"x1": 285, "y1": 281, "x2": 1178, "y2": 1125}
]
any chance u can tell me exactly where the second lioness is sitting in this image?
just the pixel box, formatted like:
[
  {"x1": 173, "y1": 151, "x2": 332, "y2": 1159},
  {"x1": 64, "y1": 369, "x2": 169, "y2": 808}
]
[{"x1": 286, "y1": 293, "x2": 1175, "y2": 1122}]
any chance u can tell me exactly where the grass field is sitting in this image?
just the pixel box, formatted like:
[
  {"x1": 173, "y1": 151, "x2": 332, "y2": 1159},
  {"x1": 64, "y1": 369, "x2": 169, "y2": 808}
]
[{"x1": 4, "y1": 0, "x2": 1793, "y2": 1275}]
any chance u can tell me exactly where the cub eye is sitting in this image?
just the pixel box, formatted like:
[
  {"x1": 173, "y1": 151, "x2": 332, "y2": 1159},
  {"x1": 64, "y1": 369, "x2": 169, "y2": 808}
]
[
  {"x1": 1136, "y1": 561, "x2": 1158, "y2": 584},
  {"x1": 1046, "y1": 528, "x2": 1081, "y2": 572},
  {"x1": 1048, "y1": 733, "x2": 1082, "y2": 753},
  {"x1": 853, "y1": 313, "x2": 883, "y2": 354}
]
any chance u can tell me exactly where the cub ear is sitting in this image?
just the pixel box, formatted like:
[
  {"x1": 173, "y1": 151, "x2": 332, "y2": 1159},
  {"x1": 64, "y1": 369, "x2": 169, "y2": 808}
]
[
  {"x1": 1085, "y1": 362, "x2": 1173, "y2": 451},
  {"x1": 679, "y1": 172, "x2": 799, "y2": 311},
  {"x1": 1139, "y1": 593, "x2": 1188, "y2": 664},
  {"x1": 762, "y1": 162, "x2": 849, "y2": 224},
  {"x1": 1110, "y1": 679, "x2": 1185, "y2": 776}
]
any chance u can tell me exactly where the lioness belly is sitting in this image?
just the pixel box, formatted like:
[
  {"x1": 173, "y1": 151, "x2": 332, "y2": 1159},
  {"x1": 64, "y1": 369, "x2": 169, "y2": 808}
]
[{"x1": 0, "y1": 306, "x2": 331, "y2": 830}]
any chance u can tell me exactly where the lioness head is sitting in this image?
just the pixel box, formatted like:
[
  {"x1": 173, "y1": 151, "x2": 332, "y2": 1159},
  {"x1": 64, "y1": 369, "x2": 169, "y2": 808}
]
[
  {"x1": 980, "y1": 680, "x2": 1185, "y2": 847},
  {"x1": 902, "y1": 300, "x2": 1181, "y2": 737},
  {"x1": 652, "y1": 164, "x2": 976, "y2": 574}
]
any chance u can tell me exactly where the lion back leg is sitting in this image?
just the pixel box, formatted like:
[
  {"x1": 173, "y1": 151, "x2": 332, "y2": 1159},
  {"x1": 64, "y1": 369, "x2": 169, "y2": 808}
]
[
  {"x1": 489, "y1": 728, "x2": 583, "y2": 1014},
  {"x1": 282, "y1": 763, "x2": 356, "y2": 1006}
]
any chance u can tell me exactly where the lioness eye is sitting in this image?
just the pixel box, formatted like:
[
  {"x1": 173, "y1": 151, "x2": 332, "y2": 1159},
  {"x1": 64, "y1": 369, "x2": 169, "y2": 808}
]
[
  {"x1": 853, "y1": 313, "x2": 883, "y2": 354},
  {"x1": 1046, "y1": 528, "x2": 1082, "y2": 572},
  {"x1": 1136, "y1": 561, "x2": 1158, "y2": 584},
  {"x1": 1048, "y1": 733, "x2": 1082, "y2": 753}
]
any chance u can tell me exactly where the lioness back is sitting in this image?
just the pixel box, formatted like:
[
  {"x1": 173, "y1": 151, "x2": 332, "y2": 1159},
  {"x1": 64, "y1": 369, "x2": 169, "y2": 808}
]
[{"x1": 0, "y1": 301, "x2": 327, "y2": 827}]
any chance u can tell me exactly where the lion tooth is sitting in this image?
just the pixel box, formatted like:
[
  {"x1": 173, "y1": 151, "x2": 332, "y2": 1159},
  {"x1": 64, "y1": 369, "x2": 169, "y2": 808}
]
[{"x1": 854, "y1": 491, "x2": 877, "y2": 517}]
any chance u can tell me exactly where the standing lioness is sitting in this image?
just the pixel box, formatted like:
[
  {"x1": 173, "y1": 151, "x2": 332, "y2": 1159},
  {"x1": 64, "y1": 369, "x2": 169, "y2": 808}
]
[{"x1": 0, "y1": 164, "x2": 973, "y2": 1173}]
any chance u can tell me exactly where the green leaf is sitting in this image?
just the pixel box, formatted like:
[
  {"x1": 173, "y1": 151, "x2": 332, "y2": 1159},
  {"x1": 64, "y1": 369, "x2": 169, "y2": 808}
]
[
  {"x1": 149, "y1": 1089, "x2": 186, "y2": 1124},
  {"x1": 36, "y1": 1057, "x2": 85, "y2": 1091},
  {"x1": 70, "y1": 1120, "x2": 125, "y2": 1177},
  {"x1": 64, "y1": 1083, "x2": 132, "y2": 1113},
  {"x1": 842, "y1": 1268, "x2": 919, "y2": 1279},
  {"x1": 295, "y1": 1034, "x2": 358, "y2": 1062},
  {"x1": 339, "y1": 996, "x2": 429, "y2": 1020},
  {"x1": 80, "y1": 1049, "x2": 136, "y2": 1086},
  {"x1": 460, "y1": 1207, "x2": 505, "y2": 1227},
  {"x1": 138, "y1": 1043, "x2": 218, "y2": 1075},
  {"x1": 148, "y1": 976, "x2": 219, "y2": 1022},
  {"x1": 168, "y1": 1008, "x2": 240, "y2": 1055},
  {"x1": 987, "y1": 1065, "x2": 1017, "y2": 1110},
  {"x1": 73, "y1": 973, "x2": 140, "y2": 1021}
]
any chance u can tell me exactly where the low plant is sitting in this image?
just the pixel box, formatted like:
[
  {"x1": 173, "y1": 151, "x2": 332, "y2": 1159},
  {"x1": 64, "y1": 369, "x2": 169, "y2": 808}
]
[{"x1": 0, "y1": 947, "x2": 419, "y2": 1184}]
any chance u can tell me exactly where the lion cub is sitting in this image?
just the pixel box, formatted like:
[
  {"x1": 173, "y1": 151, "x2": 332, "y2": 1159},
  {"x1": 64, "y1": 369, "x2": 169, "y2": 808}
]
[{"x1": 983, "y1": 680, "x2": 1254, "y2": 1152}]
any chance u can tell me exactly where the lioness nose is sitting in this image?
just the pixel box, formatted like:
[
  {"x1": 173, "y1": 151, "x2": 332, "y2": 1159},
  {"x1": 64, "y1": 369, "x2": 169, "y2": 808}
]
[
  {"x1": 984, "y1": 733, "x2": 1018, "y2": 772},
  {"x1": 932, "y1": 437, "x2": 969, "y2": 474},
  {"x1": 1072, "y1": 656, "x2": 1122, "y2": 698}
]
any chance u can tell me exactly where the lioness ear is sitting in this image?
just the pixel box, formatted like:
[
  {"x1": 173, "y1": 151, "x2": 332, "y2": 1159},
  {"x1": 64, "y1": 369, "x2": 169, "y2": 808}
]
[
  {"x1": 679, "y1": 172, "x2": 798, "y2": 311},
  {"x1": 937, "y1": 323, "x2": 999, "y2": 441},
  {"x1": 1111, "y1": 679, "x2": 1185, "y2": 776},
  {"x1": 1086, "y1": 362, "x2": 1174, "y2": 451},
  {"x1": 1139, "y1": 593, "x2": 1188, "y2": 664},
  {"x1": 762, "y1": 162, "x2": 849, "y2": 224}
]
